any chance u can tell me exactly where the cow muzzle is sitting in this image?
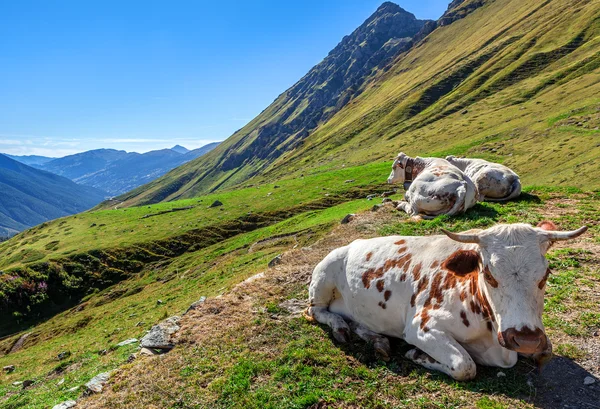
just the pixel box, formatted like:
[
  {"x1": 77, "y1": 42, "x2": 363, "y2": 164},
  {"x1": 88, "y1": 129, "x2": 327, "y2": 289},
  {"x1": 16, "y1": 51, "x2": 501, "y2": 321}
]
[{"x1": 498, "y1": 327, "x2": 548, "y2": 354}]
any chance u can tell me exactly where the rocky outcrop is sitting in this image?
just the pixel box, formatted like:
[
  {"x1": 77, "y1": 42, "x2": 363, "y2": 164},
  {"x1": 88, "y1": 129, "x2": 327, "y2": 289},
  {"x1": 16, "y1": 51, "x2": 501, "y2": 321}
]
[
  {"x1": 217, "y1": 3, "x2": 430, "y2": 172},
  {"x1": 140, "y1": 316, "x2": 180, "y2": 350}
]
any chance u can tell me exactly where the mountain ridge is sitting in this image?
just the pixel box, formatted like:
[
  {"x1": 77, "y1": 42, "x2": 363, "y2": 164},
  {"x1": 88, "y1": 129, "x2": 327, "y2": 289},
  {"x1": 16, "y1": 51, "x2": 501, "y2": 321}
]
[{"x1": 0, "y1": 154, "x2": 106, "y2": 237}]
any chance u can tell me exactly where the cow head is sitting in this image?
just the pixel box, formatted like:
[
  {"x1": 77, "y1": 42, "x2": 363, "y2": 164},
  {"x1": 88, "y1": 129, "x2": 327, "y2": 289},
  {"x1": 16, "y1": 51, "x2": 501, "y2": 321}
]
[
  {"x1": 387, "y1": 152, "x2": 410, "y2": 184},
  {"x1": 442, "y1": 222, "x2": 587, "y2": 355}
]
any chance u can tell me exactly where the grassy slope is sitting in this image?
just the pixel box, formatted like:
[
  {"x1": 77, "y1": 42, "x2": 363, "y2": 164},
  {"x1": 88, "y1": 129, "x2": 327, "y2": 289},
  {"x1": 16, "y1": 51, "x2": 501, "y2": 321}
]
[
  {"x1": 116, "y1": 0, "x2": 600, "y2": 208},
  {"x1": 2, "y1": 187, "x2": 597, "y2": 408}
]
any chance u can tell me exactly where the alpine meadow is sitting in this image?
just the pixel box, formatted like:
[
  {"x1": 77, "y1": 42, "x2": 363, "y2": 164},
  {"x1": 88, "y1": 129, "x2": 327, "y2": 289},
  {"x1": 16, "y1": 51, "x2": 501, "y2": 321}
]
[{"x1": 1, "y1": 1, "x2": 599, "y2": 408}]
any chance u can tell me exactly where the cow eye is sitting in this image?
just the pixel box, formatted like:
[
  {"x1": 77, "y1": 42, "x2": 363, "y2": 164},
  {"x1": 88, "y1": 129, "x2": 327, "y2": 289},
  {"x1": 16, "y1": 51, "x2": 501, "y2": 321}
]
[
  {"x1": 483, "y1": 266, "x2": 498, "y2": 288},
  {"x1": 538, "y1": 268, "x2": 551, "y2": 290}
]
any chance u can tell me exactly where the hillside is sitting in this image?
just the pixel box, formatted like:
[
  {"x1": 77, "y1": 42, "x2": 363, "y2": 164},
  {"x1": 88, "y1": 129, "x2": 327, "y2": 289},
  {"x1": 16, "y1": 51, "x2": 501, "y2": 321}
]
[
  {"x1": 1, "y1": 187, "x2": 598, "y2": 408},
  {"x1": 37, "y1": 143, "x2": 219, "y2": 196},
  {"x1": 0, "y1": 155, "x2": 106, "y2": 237},
  {"x1": 116, "y1": 0, "x2": 600, "y2": 208},
  {"x1": 115, "y1": 2, "x2": 430, "y2": 205},
  {"x1": 3, "y1": 154, "x2": 54, "y2": 167},
  {"x1": 0, "y1": 1, "x2": 599, "y2": 408}
]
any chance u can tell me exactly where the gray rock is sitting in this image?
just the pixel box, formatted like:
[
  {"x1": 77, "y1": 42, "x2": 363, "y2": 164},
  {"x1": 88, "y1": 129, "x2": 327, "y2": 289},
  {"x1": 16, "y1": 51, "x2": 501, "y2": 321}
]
[
  {"x1": 156, "y1": 299, "x2": 163, "y2": 305},
  {"x1": 67, "y1": 386, "x2": 79, "y2": 393},
  {"x1": 116, "y1": 338, "x2": 138, "y2": 347},
  {"x1": 57, "y1": 378, "x2": 65, "y2": 386},
  {"x1": 344, "y1": 179, "x2": 355, "y2": 183},
  {"x1": 185, "y1": 296, "x2": 207, "y2": 314},
  {"x1": 57, "y1": 351, "x2": 71, "y2": 360},
  {"x1": 140, "y1": 316, "x2": 181, "y2": 350},
  {"x1": 583, "y1": 376, "x2": 596, "y2": 385},
  {"x1": 340, "y1": 214, "x2": 355, "y2": 224},
  {"x1": 139, "y1": 347, "x2": 158, "y2": 356},
  {"x1": 12, "y1": 381, "x2": 22, "y2": 386},
  {"x1": 268, "y1": 254, "x2": 283, "y2": 268},
  {"x1": 381, "y1": 191, "x2": 395, "y2": 197},
  {"x1": 3, "y1": 365, "x2": 15, "y2": 373},
  {"x1": 52, "y1": 400, "x2": 77, "y2": 409},
  {"x1": 85, "y1": 372, "x2": 110, "y2": 393},
  {"x1": 371, "y1": 204, "x2": 383, "y2": 212},
  {"x1": 366, "y1": 194, "x2": 377, "y2": 200},
  {"x1": 209, "y1": 200, "x2": 223, "y2": 208}
]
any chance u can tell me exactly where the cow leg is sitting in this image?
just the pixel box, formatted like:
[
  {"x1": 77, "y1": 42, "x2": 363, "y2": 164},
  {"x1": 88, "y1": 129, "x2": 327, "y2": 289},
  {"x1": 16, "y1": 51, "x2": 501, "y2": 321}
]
[
  {"x1": 348, "y1": 321, "x2": 391, "y2": 361},
  {"x1": 405, "y1": 328, "x2": 476, "y2": 381},
  {"x1": 307, "y1": 249, "x2": 351, "y2": 343},
  {"x1": 396, "y1": 201, "x2": 417, "y2": 216},
  {"x1": 308, "y1": 307, "x2": 350, "y2": 343}
]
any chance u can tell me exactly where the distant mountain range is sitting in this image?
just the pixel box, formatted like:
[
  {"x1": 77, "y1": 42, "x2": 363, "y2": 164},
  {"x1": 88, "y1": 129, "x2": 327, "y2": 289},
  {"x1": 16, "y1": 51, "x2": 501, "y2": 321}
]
[
  {"x1": 0, "y1": 154, "x2": 106, "y2": 238},
  {"x1": 8, "y1": 143, "x2": 220, "y2": 196}
]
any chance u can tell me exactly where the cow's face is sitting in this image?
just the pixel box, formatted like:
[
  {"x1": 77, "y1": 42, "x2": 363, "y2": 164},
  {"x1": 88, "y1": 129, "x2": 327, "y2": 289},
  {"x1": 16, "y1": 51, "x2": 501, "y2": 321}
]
[
  {"x1": 443, "y1": 222, "x2": 587, "y2": 355},
  {"x1": 387, "y1": 152, "x2": 409, "y2": 184}
]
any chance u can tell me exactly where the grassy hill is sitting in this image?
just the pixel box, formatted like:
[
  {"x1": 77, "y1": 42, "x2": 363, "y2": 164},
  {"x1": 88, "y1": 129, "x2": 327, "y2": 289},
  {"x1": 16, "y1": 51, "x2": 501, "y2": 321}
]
[
  {"x1": 0, "y1": 155, "x2": 106, "y2": 238},
  {"x1": 115, "y1": 0, "x2": 600, "y2": 208},
  {"x1": 0, "y1": 1, "x2": 599, "y2": 408}
]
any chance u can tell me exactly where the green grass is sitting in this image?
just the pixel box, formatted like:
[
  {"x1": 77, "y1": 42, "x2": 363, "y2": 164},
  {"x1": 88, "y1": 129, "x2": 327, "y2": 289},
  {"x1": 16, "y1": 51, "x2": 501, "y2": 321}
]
[{"x1": 2, "y1": 186, "x2": 597, "y2": 409}]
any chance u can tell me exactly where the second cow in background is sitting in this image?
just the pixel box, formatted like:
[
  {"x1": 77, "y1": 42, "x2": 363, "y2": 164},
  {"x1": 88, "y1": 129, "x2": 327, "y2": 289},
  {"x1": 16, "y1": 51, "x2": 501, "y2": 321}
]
[{"x1": 446, "y1": 156, "x2": 521, "y2": 202}]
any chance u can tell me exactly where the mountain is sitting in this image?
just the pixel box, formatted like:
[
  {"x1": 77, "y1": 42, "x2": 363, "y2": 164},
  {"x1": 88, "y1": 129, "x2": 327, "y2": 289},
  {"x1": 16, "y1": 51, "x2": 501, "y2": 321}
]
[
  {"x1": 116, "y1": 3, "x2": 430, "y2": 205},
  {"x1": 37, "y1": 142, "x2": 220, "y2": 196},
  {"x1": 117, "y1": 0, "x2": 600, "y2": 207},
  {"x1": 0, "y1": 154, "x2": 106, "y2": 237},
  {"x1": 170, "y1": 145, "x2": 190, "y2": 154},
  {"x1": 4, "y1": 154, "x2": 55, "y2": 167}
]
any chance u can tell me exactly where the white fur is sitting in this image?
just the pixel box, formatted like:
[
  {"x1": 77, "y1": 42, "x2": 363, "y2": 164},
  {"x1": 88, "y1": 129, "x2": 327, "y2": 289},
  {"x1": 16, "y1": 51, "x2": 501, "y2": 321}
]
[
  {"x1": 307, "y1": 223, "x2": 562, "y2": 380},
  {"x1": 446, "y1": 156, "x2": 521, "y2": 202},
  {"x1": 387, "y1": 153, "x2": 479, "y2": 218}
]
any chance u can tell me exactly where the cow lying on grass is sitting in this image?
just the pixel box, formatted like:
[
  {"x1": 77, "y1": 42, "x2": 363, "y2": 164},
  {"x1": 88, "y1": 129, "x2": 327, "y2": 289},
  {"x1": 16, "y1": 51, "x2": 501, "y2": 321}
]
[
  {"x1": 387, "y1": 153, "x2": 479, "y2": 218},
  {"x1": 446, "y1": 156, "x2": 521, "y2": 202},
  {"x1": 307, "y1": 221, "x2": 587, "y2": 380}
]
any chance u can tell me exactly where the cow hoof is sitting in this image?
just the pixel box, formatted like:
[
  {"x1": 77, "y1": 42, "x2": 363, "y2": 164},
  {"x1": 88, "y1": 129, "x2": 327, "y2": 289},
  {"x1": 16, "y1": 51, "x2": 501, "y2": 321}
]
[
  {"x1": 333, "y1": 328, "x2": 350, "y2": 343},
  {"x1": 374, "y1": 342, "x2": 391, "y2": 362}
]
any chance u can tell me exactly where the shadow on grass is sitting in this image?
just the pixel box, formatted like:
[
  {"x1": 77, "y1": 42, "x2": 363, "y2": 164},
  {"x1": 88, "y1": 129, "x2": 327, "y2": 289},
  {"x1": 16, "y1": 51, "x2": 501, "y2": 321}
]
[{"x1": 320, "y1": 326, "x2": 598, "y2": 408}]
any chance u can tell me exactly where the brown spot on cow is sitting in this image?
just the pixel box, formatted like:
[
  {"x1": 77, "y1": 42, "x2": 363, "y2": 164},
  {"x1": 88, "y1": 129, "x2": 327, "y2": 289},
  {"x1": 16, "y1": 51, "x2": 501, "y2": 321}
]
[
  {"x1": 487, "y1": 321, "x2": 494, "y2": 332},
  {"x1": 483, "y1": 266, "x2": 498, "y2": 288},
  {"x1": 362, "y1": 253, "x2": 412, "y2": 288},
  {"x1": 395, "y1": 239, "x2": 406, "y2": 246},
  {"x1": 384, "y1": 290, "x2": 392, "y2": 301},
  {"x1": 420, "y1": 310, "x2": 430, "y2": 330},
  {"x1": 376, "y1": 279, "x2": 385, "y2": 292},
  {"x1": 366, "y1": 252, "x2": 373, "y2": 262},
  {"x1": 459, "y1": 289, "x2": 467, "y2": 302},
  {"x1": 397, "y1": 246, "x2": 408, "y2": 254},
  {"x1": 460, "y1": 310, "x2": 470, "y2": 327},
  {"x1": 442, "y1": 250, "x2": 481, "y2": 276},
  {"x1": 400, "y1": 273, "x2": 407, "y2": 281},
  {"x1": 411, "y1": 262, "x2": 422, "y2": 281},
  {"x1": 430, "y1": 260, "x2": 439, "y2": 269},
  {"x1": 411, "y1": 276, "x2": 429, "y2": 307},
  {"x1": 378, "y1": 301, "x2": 387, "y2": 309},
  {"x1": 539, "y1": 268, "x2": 551, "y2": 289}
]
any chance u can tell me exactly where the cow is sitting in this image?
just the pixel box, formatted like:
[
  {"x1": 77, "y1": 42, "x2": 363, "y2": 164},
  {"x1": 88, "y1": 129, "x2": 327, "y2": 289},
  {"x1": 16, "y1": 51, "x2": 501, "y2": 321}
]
[
  {"x1": 445, "y1": 156, "x2": 521, "y2": 202},
  {"x1": 306, "y1": 221, "x2": 587, "y2": 380},
  {"x1": 387, "y1": 153, "x2": 479, "y2": 218}
]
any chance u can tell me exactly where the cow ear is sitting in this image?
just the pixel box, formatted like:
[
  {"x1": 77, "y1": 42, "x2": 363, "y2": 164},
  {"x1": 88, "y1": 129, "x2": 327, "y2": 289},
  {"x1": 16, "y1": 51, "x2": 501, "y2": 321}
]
[
  {"x1": 537, "y1": 220, "x2": 557, "y2": 231},
  {"x1": 442, "y1": 250, "x2": 481, "y2": 276}
]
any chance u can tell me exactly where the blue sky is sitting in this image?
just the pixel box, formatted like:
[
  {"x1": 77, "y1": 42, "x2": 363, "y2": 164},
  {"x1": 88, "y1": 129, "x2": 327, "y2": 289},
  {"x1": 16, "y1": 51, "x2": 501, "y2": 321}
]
[{"x1": 0, "y1": 0, "x2": 448, "y2": 157}]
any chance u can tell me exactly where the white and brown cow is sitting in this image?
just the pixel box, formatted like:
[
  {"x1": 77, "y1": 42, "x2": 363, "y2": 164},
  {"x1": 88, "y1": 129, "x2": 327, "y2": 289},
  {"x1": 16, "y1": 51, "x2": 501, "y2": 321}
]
[
  {"x1": 307, "y1": 221, "x2": 587, "y2": 380},
  {"x1": 387, "y1": 153, "x2": 479, "y2": 218},
  {"x1": 445, "y1": 156, "x2": 521, "y2": 202}
]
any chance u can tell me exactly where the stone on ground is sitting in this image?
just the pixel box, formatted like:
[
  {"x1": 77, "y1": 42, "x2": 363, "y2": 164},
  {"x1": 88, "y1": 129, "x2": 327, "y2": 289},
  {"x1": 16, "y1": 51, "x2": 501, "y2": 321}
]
[
  {"x1": 85, "y1": 372, "x2": 110, "y2": 393},
  {"x1": 52, "y1": 400, "x2": 77, "y2": 409}
]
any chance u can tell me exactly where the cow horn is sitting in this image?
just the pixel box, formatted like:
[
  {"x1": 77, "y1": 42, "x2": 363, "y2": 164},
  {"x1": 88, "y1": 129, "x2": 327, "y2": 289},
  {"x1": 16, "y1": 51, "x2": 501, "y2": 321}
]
[
  {"x1": 543, "y1": 226, "x2": 588, "y2": 241},
  {"x1": 441, "y1": 228, "x2": 480, "y2": 243}
]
